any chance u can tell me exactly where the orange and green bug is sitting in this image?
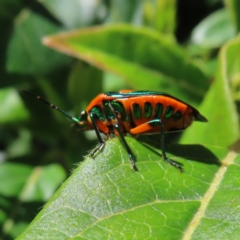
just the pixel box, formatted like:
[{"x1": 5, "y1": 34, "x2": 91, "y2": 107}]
[{"x1": 23, "y1": 90, "x2": 207, "y2": 171}]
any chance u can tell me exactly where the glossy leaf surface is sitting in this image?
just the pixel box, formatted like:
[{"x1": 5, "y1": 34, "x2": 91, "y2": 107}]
[
  {"x1": 181, "y1": 36, "x2": 240, "y2": 147},
  {"x1": 17, "y1": 137, "x2": 239, "y2": 240},
  {"x1": 43, "y1": 24, "x2": 209, "y2": 105},
  {"x1": 191, "y1": 8, "x2": 236, "y2": 48},
  {"x1": 40, "y1": 0, "x2": 104, "y2": 29}
]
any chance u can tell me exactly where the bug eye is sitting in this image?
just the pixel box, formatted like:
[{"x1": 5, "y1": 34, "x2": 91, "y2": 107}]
[
  {"x1": 80, "y1": 111, "x2": 88, "y2": 121},
  {"x1": 81, "y1": 111, "x2": 86, "y2": 116}
]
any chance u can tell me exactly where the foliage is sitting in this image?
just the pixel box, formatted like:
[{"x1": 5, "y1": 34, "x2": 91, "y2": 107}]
[{"x1": 1, "y1": 0, "x2": 240, "y2": 239}]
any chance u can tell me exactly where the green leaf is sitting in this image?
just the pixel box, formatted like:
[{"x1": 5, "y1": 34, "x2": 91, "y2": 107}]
[
  {"x1": 7, "y1": 9, "x2": 70, "y2": 75},
  {"x1": 43, "y1": 24, "x2": 209, "y2": 105},
  {"x1": 0, "y1": 88, "x2": 30, "y2": 123},
  {"x1": 19, "y1": 164, "x2": 67, "y2": 202},
  {"x1": 191, "y1": 8, "x2": 236, "y2": 48},
  {"x1": 143, "y1": 0, "x2": 176, "y2": 35},
  {"x1": 0, "y1": 163, "x2": 32, "y2": 197},
  {"x1": 225, "y1": 0, "x2": 240, "y2": 32},
  {"x1": 102, "y1": 72, "x2": 129, "y2": 92},
  {"x1": 223, "y1": 35, "x2": 240, "y2": 101},
  {"x1": 40, "y1": 0, "x2": 104, "y2": 29},
  {"x1": 7, "y1": 129, "x2": 31, "y2": 158},
  {"x1": 17, "y1": 137, "x2": 239, "y2": 240},
  {"x1": 187, "y1": 152, "x2": 240, "y2": 239},
  {"x1": 106, "y1": 0, "x2": 142, "y2": 23},
  {"x1": 0, "y1": 0, "x2": 36, "y2": 88},
  {"x1": 0, "y1": 0, "x2": 23, "y2": 19},
  {"x1": 181, "y1": 36, "x2": 240, "y2": 147},
  {"x1": 0, "y1": 163, "x2": 66, "y2": 238},
  {"x1": 67, "y1": 61, "x2": 103, "y2": 109},
  {"x1": 0, "y1": 163, "x2": 66, "y2": 201}
]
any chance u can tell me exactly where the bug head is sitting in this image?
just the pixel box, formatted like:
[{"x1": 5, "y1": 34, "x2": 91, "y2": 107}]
[{"x1": 74, "y1": 110, "x2": 92, "y2": 131}]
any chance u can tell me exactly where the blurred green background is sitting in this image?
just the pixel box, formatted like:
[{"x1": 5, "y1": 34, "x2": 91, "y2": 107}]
[{"x1": 1, "y1": 0, "x2": 240, "y2": 239}]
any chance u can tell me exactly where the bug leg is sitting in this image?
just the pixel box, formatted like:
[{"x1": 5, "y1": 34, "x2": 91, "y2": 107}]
[
  {"x1": 89, "y1": 112, "x2": 105, "y2": 158},
  {"x1": 108, "y1": 102, "x2": 137, "y2": 170},
  {"x1": 158, "y1": 120, "x2": 183, "y2": 172},
  {"x1": 130, "y1": 119, "x2": 183, "y2": 172},
  {"x1": 113, "y1": 123, "x2": 137, "y2": 171}
]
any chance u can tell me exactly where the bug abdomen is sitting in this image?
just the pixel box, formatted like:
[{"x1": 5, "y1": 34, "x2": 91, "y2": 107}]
[{"x1": 118, "y1": 95, "x2": 192, "y2": 133}]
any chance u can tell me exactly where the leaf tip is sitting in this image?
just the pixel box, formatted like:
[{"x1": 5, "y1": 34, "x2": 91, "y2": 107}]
[{"x1": 42, "y1": 36, "x2": 52, "y2": 47}]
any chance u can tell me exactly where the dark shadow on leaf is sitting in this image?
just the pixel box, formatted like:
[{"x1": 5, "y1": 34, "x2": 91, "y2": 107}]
[
  {"x1": 138, "y1": 136, "x2": 220, "y2": 167},
  {"x1": 167, "y1": 144, "x2": 220, "y2": 166},
  {"x1": 229, "y1": 138, "x2": 240, "y2": 153},
  {"x1": 138, "y1": 141, "x2": 184, "y2": 169}
]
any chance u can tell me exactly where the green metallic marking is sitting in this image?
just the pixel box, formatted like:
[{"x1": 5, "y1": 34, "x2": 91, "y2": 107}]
[
  {"x1": 106, "y1": 91, "x2": 187, "y2": 107},
  {"x1": 128, "y1": 111, "x2": 135, "y2": 127},
  {"x1": 154, "y1": 103, "x2": 163, "y2": 118},
  {"x1": 149, "y1": 119, "x2": 161, "y2": 127},
  {"x1": 73, "y1": 117, "x2": 80, "y2": 123},
  {"x1": 103, "y1": 101, "x2": 115, "y2": 120},
  {"x1": 90, "y1": 106, "x2": 105, "y2": 121},
  {"x1": 76, "y1": 111, "x2": 88, "y2": 122},
  {"x1": 111, "y1": 101, "x2": 126, "y2": 121},
  {"x1": 172, "y1": 111, "x2": 182, "y2": 121},
  {"x1": 165, "y1": 106, "x2": 174, "y2": 119},
  {"x1": 144, "y1": 101, "x2": 152, "y2": 118},
  {"x1": 133, "y1": 103, "x2": 141, "y2": 119}
]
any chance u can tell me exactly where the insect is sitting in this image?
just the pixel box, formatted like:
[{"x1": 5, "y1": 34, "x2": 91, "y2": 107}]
[{"x1": 23, "y1": 90, "x2": 207, "y2": 172}]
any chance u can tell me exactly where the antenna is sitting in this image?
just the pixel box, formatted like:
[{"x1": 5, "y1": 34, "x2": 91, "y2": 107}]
[{"x1": 22, "y1": 90, "x2": 79, "y2": 123}]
